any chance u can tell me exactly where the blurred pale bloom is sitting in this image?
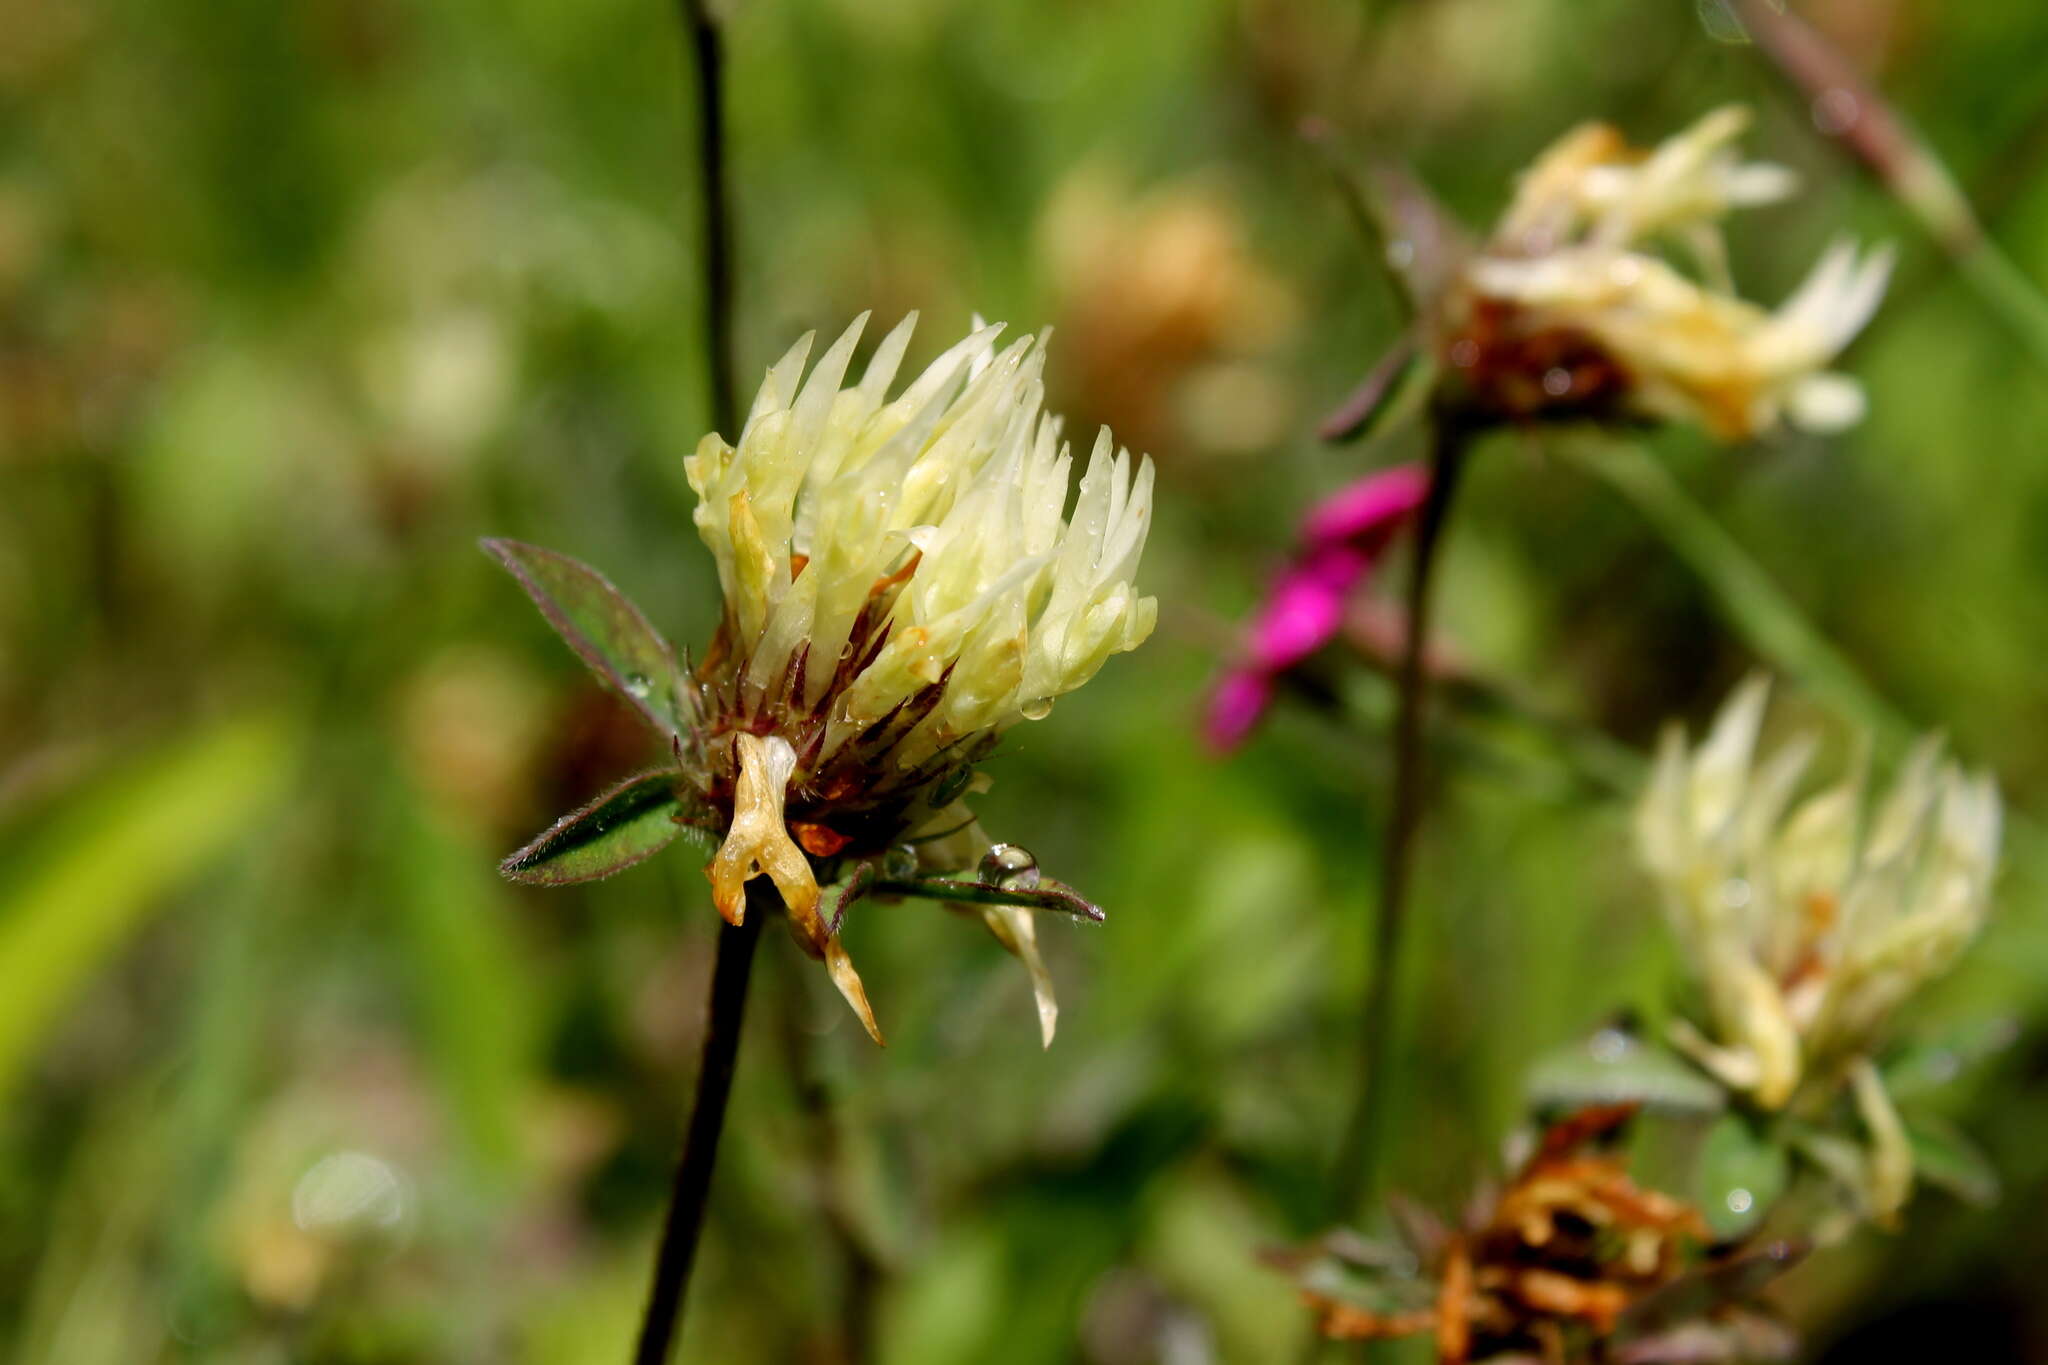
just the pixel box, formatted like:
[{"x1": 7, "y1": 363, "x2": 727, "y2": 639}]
[
  {"x1": 1203, "y1": 464, "x2": 1428, "y2": 750},
  {"x1": 684, "y1": 314, "x2": 1156, "y2": 1037},
  {"x1": 1455, "y1": 106, "x2": 1893, "y2": 439},
  {"x1": 1634, "y1": 678, "x2": 2000, "y2": 1213},
  {"x1": 1040, "y1": 167, "x2": 1297, "y2": 456}
]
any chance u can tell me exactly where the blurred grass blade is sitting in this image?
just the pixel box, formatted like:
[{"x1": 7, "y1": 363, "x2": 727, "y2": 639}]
[
  {"x1": 1567, "y1": 440, "x2": 1909, "y2": 745},
  {"x1": 482, "y1": 538, "x2": 690, "y2": 743},
  {"x1": 1732, "y1": 0, "x2": 2048, "y2": 374},
  {"x1": 386, "y1": 775, "x2": 540, "y2": 1175},
  {"x1": 501, "y1": 769, "x2": 694, "y2": 885},
  {"x1": 0, "y1": 714, "x2": 295, "y2": 1104}
]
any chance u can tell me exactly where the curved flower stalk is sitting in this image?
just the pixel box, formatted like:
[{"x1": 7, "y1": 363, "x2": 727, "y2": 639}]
[
  {"x1": 1634, "y1": 677, "x2": 2001, "y2": 1219},
  {"x1": 1204, "y1": 463, "x2": 1430, "y2": 750},
  {"x1": 489, "y1": 314, "x2": 1155, "y2": 1044},
  {"x1": 1443, "y1": 106, "x2": 1893, "y2": 439}
]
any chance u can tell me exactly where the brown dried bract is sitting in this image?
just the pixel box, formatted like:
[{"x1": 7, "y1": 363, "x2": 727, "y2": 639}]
[{"x1": 1301, "y1": 1107, "x2": 1725, "y2": 1363}]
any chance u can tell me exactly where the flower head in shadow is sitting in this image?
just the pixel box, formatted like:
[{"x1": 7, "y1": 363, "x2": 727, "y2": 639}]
[
  {"x1": 1447, "y1": 107, "x2": 1893, "y2": 439},
  {"x1": 487, "y1": 315, "x2": 1154, "y2": 1044}
]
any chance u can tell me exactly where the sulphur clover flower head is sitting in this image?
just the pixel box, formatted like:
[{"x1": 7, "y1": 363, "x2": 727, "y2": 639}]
[
  {"x1": 1448, "y1": 105, "x2": 1893, "y2": 439},
  {"x1": 486, "y1": 314, "x2": 1154, "y2": 1047},
  {"x1": 1633, "y1": 677, "x2": 1999, "y2": 1218}
]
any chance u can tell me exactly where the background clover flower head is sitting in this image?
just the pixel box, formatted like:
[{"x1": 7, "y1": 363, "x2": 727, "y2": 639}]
[
  {"x1": 1633, "y1": 676, "x2": 2002, "y2": 1116},
  {"x1": 1446, "y1": 105, "x2": 1894, "y2": 439}
]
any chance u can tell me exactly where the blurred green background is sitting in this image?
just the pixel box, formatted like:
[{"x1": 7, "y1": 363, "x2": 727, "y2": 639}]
[{"x1": 5, "y1": 0, "x2": 2048, "y2": 1359}]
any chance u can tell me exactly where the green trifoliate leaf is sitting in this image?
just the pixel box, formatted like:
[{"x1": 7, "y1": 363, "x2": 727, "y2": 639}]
[
  {"x1": 500, "y1": 769, "x2": 706, "y2": 886},
  {"x1": 1905, "y1": 1113, "x2": 1999, "y2": 1206},
  {"x1": 1696, "y1": 1113, "x2": 1790, "y2": 1238},
  {"x1": 482, "y1": 538, "x2": 689, "y2": 743},
  {"x1": 1527, "y1": 1029, "x2": 1728, "y2": 1117}
]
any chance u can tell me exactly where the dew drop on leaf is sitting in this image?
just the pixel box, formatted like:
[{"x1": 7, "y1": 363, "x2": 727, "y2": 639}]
[{"x1": 979, "y1": 843, "x2": 1040, "y2": 890}]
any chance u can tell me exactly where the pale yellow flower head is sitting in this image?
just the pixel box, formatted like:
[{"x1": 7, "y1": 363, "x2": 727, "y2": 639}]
[
  {"x1": 1634, "y1": 677, "x2": 2001, "y2": 1117},
  {"x1": 679, "y1": 314, "x2": 1155, "y2": 1040},
  {"x1": 1452, "y1": 106, "x2": 1893, "y2": 439}
]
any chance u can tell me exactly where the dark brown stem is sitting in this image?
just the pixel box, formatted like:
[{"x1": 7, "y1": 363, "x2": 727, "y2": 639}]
[
  {"x1": 633, "y1": 893, "x2": 769, "y2": 1365},
  {"x1": 631, "y1": 6, "x2": 748, "y2": 1361},
  {"x1": 1328, "y1": 412, "x2": 1471, "y2": 1223},
  {"x1": 678, "y1": 0, "x2": 738, "y2": 438}
]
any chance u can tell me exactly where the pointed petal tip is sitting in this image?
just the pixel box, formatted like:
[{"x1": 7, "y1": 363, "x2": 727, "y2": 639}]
[{"x1": 825, "y1": 937, "x2": 886, "y2": 1046}]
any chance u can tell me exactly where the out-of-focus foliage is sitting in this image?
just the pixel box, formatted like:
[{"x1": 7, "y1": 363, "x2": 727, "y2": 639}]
[{"x1": 4, "y1": 0, "x2": 2048, "y2": 1360}]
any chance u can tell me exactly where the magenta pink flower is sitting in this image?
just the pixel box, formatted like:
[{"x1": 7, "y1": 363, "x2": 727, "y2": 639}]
[{"x1": 1204, "y1": 463, "x2": 1430, "y2": 751}]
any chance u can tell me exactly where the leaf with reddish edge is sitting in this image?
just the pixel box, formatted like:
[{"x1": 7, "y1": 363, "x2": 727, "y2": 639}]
[
  {"x1": 871, "y1": 874, "x2": 1105, "y2": 922},
  {"x1": 501, "y1": 769, "x2": 704, "y2": 886},
  {"x1": 822, "y1": 859, "x2": 877, "y2": 936},
  {"x1": 481, "y1": 538, "x2": 689, "y2": 743},
  {"x1": 1319, "y1": 337, "x2": 1426, "y2": 443}
]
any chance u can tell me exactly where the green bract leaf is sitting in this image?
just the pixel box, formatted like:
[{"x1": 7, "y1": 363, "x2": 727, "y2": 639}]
[
  {"x1": 871, "y1": 874, "x2": 1105, "y2": 922},
  {"x1": 500, "y1": 770, "x2": 701, "y2": 886},
  {"x1": 481, "y1": 538, "x2": 689, "y2": 743},
  {"x1": 1527, "y1": 1030, "x2": 1728, "y2": 1117},
  {"x1": 1881, "y1": 1016, "x2": 2021, "y2": 1102},
  {"x1": 1318, "y1": 339, "x2": 1427, "y2": 444},
  {"x1": 1621, "y1": 1241, "x2": 1807, "y2": 1338},
  {"x1": 1906, "y1": 1113, "x2": 2000, "y2": 1206},
  {"x1": 1696, "y1": 1113, "x2": 1790, "y2": 1238},
  {"x1": 823, "y1": 860, "x2": 878, "y2": 935}
]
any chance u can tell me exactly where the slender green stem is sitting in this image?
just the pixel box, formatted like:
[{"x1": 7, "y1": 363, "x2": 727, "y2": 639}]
[
  {"x1": 1329, "y1": 414, "x2": 1471, "y2": 1222},
  {"x1": 633, "y1": 902, "x2": 766, "y2": 1365},
  {"x1": 1954, "y1": 240, "x2": 2048, "y2": 376},
  {"x1": 633, "y1": 3, "x2": 745, "y2": 1361},
  {"x1": 1562, "y1": 439, "x2": 1910, "y2": 747}
]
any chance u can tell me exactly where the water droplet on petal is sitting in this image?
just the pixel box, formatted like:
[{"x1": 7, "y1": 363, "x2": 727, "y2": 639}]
[
  {"x1": 1541, "y1": 367, "x2": 1573, "y2": 398},
  {"x1": 1589, "y1": 1028, "x2": 1633, "y2": 1064},
  {"x1": 1721, "y1": 878, "x2": 1753, "y2": 909},
  {"x1": 1019, "y1": 697, "x2": 1053, "y2": 721},
  {"x1": 1725, "y1": 1187, "x2": 1754, "y2": 1215},
  {"x1": 979, "y1": 843, "x2": 1040, "y2": 891}
]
